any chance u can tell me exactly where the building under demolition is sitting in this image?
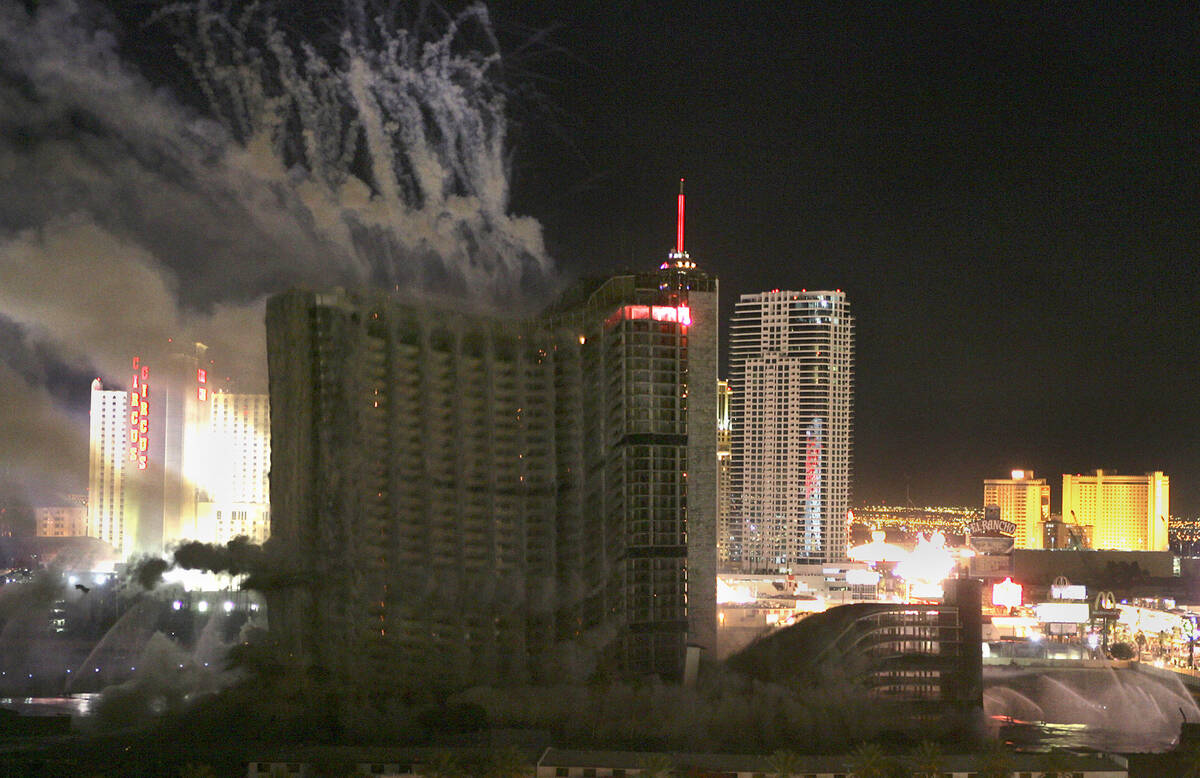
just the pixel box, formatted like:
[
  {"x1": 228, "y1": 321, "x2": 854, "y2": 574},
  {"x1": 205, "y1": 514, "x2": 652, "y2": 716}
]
[{"x1": 266, "y1": 260, "x2": 716, "y2": 692}]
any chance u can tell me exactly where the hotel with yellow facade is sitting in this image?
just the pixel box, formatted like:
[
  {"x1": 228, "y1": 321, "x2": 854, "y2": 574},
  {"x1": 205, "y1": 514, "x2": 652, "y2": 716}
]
[
  {"x1": 1061, "y1": 469, "x2": 1169, "y2": 551},
  {"x1": 983, "y1": 470, "x2": 1049, "y2": 549}
]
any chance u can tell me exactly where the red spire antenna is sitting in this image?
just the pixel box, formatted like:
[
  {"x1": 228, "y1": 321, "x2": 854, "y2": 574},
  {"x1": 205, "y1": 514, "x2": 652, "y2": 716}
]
[{"x1": 676, "y1": 178, "x2": 686, "y2": 254}]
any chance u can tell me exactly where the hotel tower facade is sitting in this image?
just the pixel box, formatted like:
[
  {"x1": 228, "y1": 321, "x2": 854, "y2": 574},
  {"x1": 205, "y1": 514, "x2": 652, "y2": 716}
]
[
  {"x1": 266, "y1": 188, "x2": 717, "y2": 691},
  {"x1": 728, "y1": 289, "x2": 854, "y2": 571}
]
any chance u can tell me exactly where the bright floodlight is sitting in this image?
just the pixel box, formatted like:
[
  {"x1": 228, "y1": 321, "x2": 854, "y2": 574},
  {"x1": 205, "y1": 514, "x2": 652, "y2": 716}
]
[
  {"x1": 223, "y1": 600, "x2": 235, "y2": 613},
  {"x1": 197, "y1": 600, "x2": 209, "y2": 613},
  {"x1": 172, "y1": 600, "x2": 183, "y2": 611},
  {"x1": 992, "y1": 577, "x2": 1023, "y2": 609},
  {"x1": 717, "y1": 578, "x2": 755, "y2": 604}
]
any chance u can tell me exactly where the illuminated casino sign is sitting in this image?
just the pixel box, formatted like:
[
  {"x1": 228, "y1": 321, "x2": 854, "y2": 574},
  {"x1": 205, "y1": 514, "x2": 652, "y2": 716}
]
[
  {"x1": 129, "y1": 357, "x2": 149, "y2": 470},
  {"x1": 197, "y1": 368, "x2": 208, "y2": 402},
  {"x1": 966, "y1": 517, "x2": 1017, "y2": 537}
]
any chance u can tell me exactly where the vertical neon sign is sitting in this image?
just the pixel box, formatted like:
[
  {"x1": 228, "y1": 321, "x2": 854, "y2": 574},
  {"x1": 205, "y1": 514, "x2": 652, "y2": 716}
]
[{"x1": 129, "y1": 357, "x2": 149, "y2": 470}]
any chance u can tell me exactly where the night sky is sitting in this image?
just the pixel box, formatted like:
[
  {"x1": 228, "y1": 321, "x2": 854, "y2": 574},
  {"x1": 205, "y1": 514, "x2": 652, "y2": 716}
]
[
  {"x1": 486, "y1": 3, "x2": 1200, "y2": 513},
  {"x1": 2, "y1": 2, "x2": 1198, "y2": 514}
]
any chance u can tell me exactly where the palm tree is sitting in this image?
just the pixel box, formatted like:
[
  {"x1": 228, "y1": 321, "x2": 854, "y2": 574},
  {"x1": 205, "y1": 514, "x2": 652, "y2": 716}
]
[
  {"x1": 421, "y1": 752, "x2": 466, "y2": 778},
  {"x1": 637, "y1": 753, "x2": 676, "y2": 778},
  {"x1": 909, "y1": 740, "x2": 943, "y2": 778},
  {"x1": 1038, "y1": 748, "x2": 1075, "y2": 778},
  {"x1": 177, "y1": 765, "x2": 215, "y2": 778},
  {"x1": 767, "y1": 750, "x2": 804, "y2": 778},
  {"x1": 846, "y1": 742, "x2": 889, "y2": 778},
  {"x1": 483, "y1": 747, "x2": 531, "y2": 778},
  {"x1": 976, "y1": 740, "x2": 1012, "y2": 778}
]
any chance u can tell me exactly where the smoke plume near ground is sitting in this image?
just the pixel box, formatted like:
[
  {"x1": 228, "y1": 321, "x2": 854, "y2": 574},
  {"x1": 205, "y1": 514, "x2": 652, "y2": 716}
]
[{"x1": 0, "y1": 0, "x2": 556, "y2": 499}]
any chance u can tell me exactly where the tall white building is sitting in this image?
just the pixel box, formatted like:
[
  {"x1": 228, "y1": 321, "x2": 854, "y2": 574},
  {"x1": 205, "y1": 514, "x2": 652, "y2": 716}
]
[
  {"x1": 730, "y1": 290, "x2": 854, "y2": 570},
  {"x1": 85, "y1": 353, "x2": 271, "y2": 557},
  {"x1": 87, "y1": 379, "x2": 133, "y2": 553},
  {"x1": 196, "y1": 392, "x2": 271, "y2": 544}
]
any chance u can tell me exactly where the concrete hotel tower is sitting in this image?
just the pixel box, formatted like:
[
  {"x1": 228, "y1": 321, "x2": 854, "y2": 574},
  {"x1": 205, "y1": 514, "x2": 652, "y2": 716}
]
[{"x1": 266, "y1": 184, "x2": 718, "y2": 691}]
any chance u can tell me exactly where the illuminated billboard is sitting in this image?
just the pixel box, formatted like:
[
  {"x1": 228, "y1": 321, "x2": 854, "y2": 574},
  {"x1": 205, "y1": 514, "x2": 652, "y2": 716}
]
[{"x1": 1035, "y1": 602, "x2": 1090, "y2": 624}]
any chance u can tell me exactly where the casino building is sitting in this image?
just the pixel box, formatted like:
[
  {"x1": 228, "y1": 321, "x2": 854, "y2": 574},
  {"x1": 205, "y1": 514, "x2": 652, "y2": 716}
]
[
  {"x1": 86, "y1": 347, "x2": 270, "y2": 556},
  {"x1": 266, "y1": 187, "x2": 718, "y2": 689}
]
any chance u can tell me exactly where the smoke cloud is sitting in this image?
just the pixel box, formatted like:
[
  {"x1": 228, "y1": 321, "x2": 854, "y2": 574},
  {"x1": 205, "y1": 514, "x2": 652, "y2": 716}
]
[
  {"x1": 129, "y1": 555, "x2": 171, "y2": 590},
  {"x1": 174, "y1": 536, "x2": 262, "y2": 576},
  {"x1": 0, "y1": 0, "x2": 556, "y2": 499}
]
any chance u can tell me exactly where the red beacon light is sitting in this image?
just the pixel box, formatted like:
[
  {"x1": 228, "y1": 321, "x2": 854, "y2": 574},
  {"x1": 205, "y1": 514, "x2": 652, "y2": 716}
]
[{"x1": 663, "y1": 178, "x2": 696, "y2": 269}]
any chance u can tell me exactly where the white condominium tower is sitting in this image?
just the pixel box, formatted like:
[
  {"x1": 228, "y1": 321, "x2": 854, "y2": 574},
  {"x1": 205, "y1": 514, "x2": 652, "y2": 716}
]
[
  {"x1": 87, "y1": 379, "x2": 133, "y2": 553},
  {"x1": 730, "y1": 290, "x2": 854, "y2": 570}
]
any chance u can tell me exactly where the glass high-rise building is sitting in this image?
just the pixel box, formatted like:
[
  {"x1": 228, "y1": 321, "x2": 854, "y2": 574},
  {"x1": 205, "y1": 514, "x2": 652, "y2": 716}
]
[{"x1": 729, "y1": 289, "x2": 854, "y2": 571}]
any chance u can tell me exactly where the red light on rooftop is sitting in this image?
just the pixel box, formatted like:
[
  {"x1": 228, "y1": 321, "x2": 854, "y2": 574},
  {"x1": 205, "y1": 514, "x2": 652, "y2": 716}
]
[{"x1": 676, "y1": 178, "x2": 685, "y2": 254}]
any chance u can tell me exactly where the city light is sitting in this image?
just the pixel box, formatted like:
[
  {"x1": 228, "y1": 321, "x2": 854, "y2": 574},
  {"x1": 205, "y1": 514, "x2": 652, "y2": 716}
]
[
  {"x1": 992, "y1": 577, "x2": 1023, "y2": 609},
  {"x1": 895, "y1": 531, "x2": 954, "y2": 584},
  {"x1": 716, "y1": 578, "x2": 755, "y2": 604}
]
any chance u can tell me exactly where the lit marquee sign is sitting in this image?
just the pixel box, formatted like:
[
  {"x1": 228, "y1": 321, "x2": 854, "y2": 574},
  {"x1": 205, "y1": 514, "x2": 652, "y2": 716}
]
[
  {"x1": 603, "y1": 304, "x2": 692, "y2": 329},
  {"x1": 129, "y1": 357, "x2": 149, "y2": 470},
  {"x1": 197, "y1": 368, "x2": 208, "y2": 402}
]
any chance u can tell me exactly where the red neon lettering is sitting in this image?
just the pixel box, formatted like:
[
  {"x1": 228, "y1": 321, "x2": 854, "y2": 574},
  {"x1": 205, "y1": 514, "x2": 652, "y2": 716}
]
[
  {"x1": 197, "y1": 368, "x2": 207, "y2": 384},
  {"x1": 198, "y1": 387, "x2": 208, "y2": 401}
]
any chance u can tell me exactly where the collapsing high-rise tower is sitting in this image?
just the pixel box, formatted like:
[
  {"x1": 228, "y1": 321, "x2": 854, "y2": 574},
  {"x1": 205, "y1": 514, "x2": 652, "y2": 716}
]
[{"x1": 266, "y1": 183, "x2": 717, "y2": 691}]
